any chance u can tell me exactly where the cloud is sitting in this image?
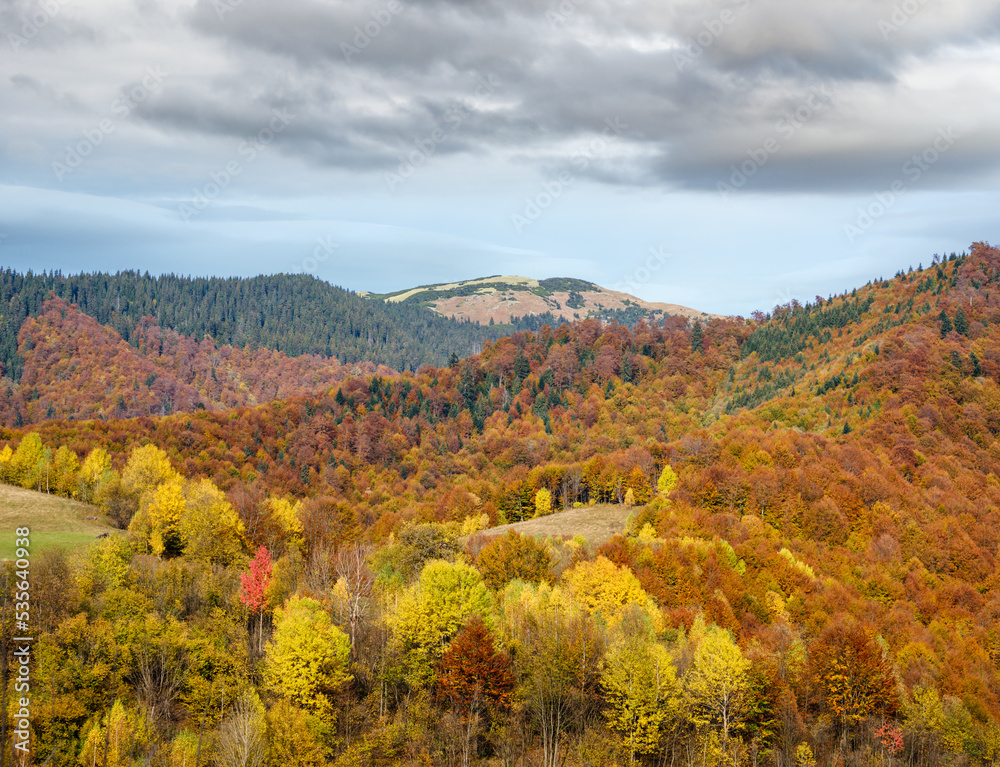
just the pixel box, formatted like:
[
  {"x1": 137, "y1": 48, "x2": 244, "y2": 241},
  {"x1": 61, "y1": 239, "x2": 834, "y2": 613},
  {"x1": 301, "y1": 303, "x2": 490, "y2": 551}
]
[
  {"x1": 152, "y1": 0, "x2": 1000, "y2": 192},
  {"x1": 3, "y1": 0, "x2": 1000, "y2": 203}
]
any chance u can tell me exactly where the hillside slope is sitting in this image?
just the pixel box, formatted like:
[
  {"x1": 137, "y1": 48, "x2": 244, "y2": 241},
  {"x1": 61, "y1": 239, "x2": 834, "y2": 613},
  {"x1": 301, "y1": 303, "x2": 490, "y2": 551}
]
[
  {"x1": 0, "y1": 298, "x2": 390, "y2": 424},
  {"x1": 4, "y1": 243, "x2": 1000, "y2": 764},
  {"x1": 0, "y1": 483, "x2": 114, "y2": 558},
  {"x1": 471, "y1": 503, "x2": 632, "y2": 546},
  {"x1": 0, "y1": 271, "x2": 716, "y2": 427}
]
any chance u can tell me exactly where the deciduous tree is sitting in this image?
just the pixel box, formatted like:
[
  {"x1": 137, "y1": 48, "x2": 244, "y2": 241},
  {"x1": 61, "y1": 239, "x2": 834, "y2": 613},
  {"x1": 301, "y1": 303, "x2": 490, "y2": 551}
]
[
  {"x1": 11, "y1": 431, "x2": 44, "y2": 489},
  {"x1": 121, "y1": 443, "x2": 178, "y2": 496},
  {"x1": 264, "y1": 596, "x2": 352, "y2": 720},
  {"x1": 216, "y1": 690, "x2": 268, "y2": 767},
  {"x1": 333, "y1": 541, "x2": 375, "y2": 656},
  {"x1": 521, "y1": 604, "x2": 604, "y2": 767},
  {"x1": 240, "y1": 546, "x2": 274, "y2": 655},
  {"x1": 77, "y1": 699, "x2": 148, "y2": 767},
  {"x1": 50, "y1": 444, "x2": 79, "y2": 498},
  {"x1": 602, "y1": 633, "x2": 679, "y2": 765},
  {"x1": 435, "y1": 615, "x2": 515, "y2": 767},
  {"x1": 180, "y1": 478, "x2": 245, "y2": 565},
  {"x1": 265, "y1": 698, "x2": 327, "y2": 767},
  {"x1": 808, "y1": 623, "x2": 898, "y2": 745},
  {"x1": 130, "y1": 479, "x2": 186, "y2": 557},
  {"x1": 391, "y1": 559, "x2": 492, "y2": 688},
  {"x1": 534, "y1": 487, "x2": 552, "y2": 517},
  {"x1": 476, "y1": 531, "x2": 554, "y2": 591},
  {"x1": 683, "y1": 620, "x2": 751, "y2": 748},
  {"x1": 563, "y1": 556, "x2": 653, "y2": 629}
]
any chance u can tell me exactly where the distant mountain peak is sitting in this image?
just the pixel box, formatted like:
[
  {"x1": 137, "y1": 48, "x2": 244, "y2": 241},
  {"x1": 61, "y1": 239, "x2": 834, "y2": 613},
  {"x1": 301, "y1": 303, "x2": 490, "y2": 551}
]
[{"x1": 367, "y1": 275, "x2": 716, "y2": 325}]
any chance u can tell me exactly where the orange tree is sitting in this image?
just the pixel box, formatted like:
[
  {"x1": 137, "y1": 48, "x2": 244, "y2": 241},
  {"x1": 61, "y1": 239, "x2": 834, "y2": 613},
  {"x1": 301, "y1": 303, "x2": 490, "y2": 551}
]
[
  {"x1": 809, "y1": 623, "x2": 898, "y2": 746},
  {"x1": 435, "y1": 615, "x2": 515, "y2": 767},
  {"x1": 475, "y1": 531, "x2": 554, "y2": 591}
]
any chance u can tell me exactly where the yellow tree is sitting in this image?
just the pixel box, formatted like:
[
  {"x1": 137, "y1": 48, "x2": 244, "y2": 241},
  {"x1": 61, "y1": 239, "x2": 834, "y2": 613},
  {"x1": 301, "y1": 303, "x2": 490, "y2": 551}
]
[
  {"x1": 169, "y1": 731, "x2": 198, "y2": 767},
  {"x1": 11, "y1": 432, "x2": 45, "y2": 489},
  {"x1": 129, "y1": 479, "x2": 186, "y2": 556},
  {"x1": 268, "y1": 497, "x2": 304, "y2": 552},
  {"x1": 121, "y1": 444, "x2": 178, "y2": 497},
  {"x1": 264, "y1": 596, "x2": 352, "y2": 721},
  {"x1": 391, "y1": 559, "x2": 492, "y2": 688},
  {"x1": 657, "y1": 464, "x2": 678, "y2": 497},
  {"x1": 517, "y1": 600, "x2": 604, "y2": 767},
  {"x1": 534, "y1": 488, "x2": 553, "y2": 517},
  {"x1": 602, "y1": 633, "x2": 679, "y2": 765},
  {"x1": 51, "y1": 445, "x2": 79, "y2": 498},
  {"x1": 683, "y1": 621, "x2": 752, "y2": 748},
  {"x1": 0, "y1": 444, "x2": 13, "y2": 483},
  {"x1": 265, "y1": 698, "x2": 327, "y2": 767},
  {"x1": 77, "y1": 699, "x2": 149, "y2": 767},
  {"x1": 180, "y1": 479, "x2": 245, "y2": 565},
  {"x1": 79, "y1": 447, "x2": 112, "y2": 502},
  {"x1": 905, "y1": 685, "x2": 945, "y2": 764},
  {"x1": 562, "y1": 556, "x2": 655, "y2": 629}
]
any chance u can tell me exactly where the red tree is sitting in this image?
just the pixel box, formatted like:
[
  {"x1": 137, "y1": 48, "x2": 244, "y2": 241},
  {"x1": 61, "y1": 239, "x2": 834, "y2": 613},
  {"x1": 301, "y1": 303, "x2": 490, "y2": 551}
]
[
  {"x1": 240, "y1": 545, "x2": 273, "y2": 653},
  {"x1": 436, "y1": 615, "x2": 516, "y2": 767}
]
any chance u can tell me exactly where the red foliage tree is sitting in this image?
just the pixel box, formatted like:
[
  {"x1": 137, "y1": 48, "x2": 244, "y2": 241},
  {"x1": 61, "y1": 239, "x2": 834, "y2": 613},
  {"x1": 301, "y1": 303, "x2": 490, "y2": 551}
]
[
  {"x1": 436, "y1": 615, "x2": 516, "y2": 767},
  {"x1": 240, "y1": 545, "x2": 273, "y2": 653}
]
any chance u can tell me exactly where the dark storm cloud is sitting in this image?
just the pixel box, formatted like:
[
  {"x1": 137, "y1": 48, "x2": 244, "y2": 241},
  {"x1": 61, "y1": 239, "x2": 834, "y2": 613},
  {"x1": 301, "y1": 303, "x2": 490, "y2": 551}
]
[
  {"x1": 8, "y1": 0, "x2": 996, "y2": 195},
  {"x1": 166, "y1": 0, "x2": 1000, "y2": 192}
]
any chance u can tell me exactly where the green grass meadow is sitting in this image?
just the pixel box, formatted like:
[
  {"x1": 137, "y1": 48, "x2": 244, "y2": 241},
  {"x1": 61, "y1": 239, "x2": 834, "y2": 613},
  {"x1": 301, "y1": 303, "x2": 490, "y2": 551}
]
[{"x1": 0, "y1": 484, "x2": 118, "y2": 560}]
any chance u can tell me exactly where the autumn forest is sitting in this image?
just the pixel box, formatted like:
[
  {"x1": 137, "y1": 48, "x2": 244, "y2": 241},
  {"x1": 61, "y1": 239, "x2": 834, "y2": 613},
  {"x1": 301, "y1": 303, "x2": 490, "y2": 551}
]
[{"x1": 3, "y1": 243, "x2": 1000, "y2": 767}]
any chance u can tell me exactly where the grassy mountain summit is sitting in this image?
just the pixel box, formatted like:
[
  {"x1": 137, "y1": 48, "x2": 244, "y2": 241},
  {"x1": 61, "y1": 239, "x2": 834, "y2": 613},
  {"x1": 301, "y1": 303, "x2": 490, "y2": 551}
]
[{"x1": 368, "y1": 274, "x2": 714, "y2": 325}]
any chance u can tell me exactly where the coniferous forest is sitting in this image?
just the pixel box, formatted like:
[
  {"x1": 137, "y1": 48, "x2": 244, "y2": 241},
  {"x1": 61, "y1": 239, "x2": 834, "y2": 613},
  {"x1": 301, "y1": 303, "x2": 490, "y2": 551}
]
[{"x1": 3, "y1": 244, "x2": 1000, "y2": 767}]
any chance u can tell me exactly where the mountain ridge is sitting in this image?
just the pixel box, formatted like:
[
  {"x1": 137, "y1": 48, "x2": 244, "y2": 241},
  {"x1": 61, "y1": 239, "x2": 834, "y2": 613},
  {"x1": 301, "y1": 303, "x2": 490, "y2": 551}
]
[
  {"x1": 0, "y1": 268, "x2": 716, "y2": 425},
  {"x1": 366, "y1": 274, "x2": 717, "y2": 325}
]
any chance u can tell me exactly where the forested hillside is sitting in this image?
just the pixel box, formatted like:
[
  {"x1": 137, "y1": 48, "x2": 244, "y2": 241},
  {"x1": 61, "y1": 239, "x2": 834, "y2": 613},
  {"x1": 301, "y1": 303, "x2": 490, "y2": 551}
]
[
  {"x1": 2, "y1": 244, "x2": 1000, "y2": 767},
  {"x1": 0, "y1": 298, "x2": 392, "y2": 424},
  {"x1": 0, "y1": 269, "x2": 558, "y2": 380}
]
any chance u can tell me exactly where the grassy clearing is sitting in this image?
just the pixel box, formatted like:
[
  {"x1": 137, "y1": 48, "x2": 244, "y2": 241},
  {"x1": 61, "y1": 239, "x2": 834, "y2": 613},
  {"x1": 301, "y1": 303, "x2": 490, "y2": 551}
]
[
  {"x1": 0, "y1": 484, "x2": 118, "y2": 560},
  {"x1": 476, "y1": 503, "x2": 633, "y2": 548}
]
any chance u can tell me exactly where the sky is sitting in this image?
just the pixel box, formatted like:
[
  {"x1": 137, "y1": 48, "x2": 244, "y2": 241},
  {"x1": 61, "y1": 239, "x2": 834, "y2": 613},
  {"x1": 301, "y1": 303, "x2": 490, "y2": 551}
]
[{"x1": 2, "y1": 0, "x2": 999, "y2": 316}]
